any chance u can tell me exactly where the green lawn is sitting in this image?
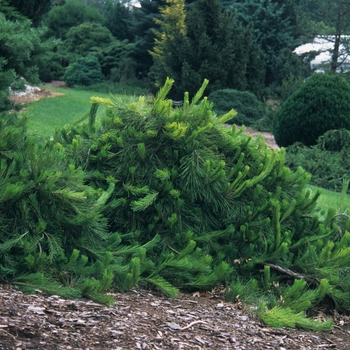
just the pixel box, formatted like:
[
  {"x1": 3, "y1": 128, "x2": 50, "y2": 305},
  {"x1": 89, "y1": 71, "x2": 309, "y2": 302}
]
[
  {"x1": 309, "y1": 184, "x2": 350, "y2": 215},
  {"x1": 24, "y1": 86, "x2": 113, "y2": 137}
]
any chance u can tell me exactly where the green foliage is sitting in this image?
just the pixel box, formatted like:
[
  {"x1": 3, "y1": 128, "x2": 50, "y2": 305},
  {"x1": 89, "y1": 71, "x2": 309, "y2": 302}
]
[
  {"x1": 36, "y1": 47, "x2": 78, "y2": 82},
  {"x1": 38, "y1": 18, "x2": 137, "y2": 82},
  {"x1": 273, "y1": 74, "x2": 350, "y2": 147},
  {"x1": 98, "y1": 40, "x2": 137, "y2": 81},
  {"x1": 208, "y1": 89, "x2": 265, "y2": 126},
  {"x1": 8, "y1": 0, "x2": 51, "y2": 25},
  {"x1": 38, "y1": 22, "x2": 113, "y2": 85},
  {"x1": 131, "y1": 0, "x2": 164, "y2": 78},
  {"x1": 64, "y1": 22, "x2": 114, "y2": 56},
  {"x1": 4, "y1": 77, "x2": 350, "y2": 326},
  {"x1": 284, "y1": 130, "x2": 350, "y2": 193},
  {"x1": 233, "y1": 0, "x2": 304, "y2": 88},
  {"x1": 43, "y1": 0, "x2": 105, "y2": 39},
  {"x1": 0, "y1": 110, "x2": 163, "y2": 303},
  {"x1": 37, "y1": 1, "x2": 114, "y2": 81},
  {"x1": 104, "y1": 0, "x2": 134, "y2": 41},
  {"x1": 0, "y1": 9, "x2": 53, "y2": 111},
  {"x1": 317, "y1": 129, "x2": 350, "y2": 152},
  {"x1": 53, "y1": 78, "x2": 350, "y2": 325},
  {"x1": 63, "y1": 55, "x2": 104, "y2": 87},
  {"x1": 276, "y1": 73, "x2": 305, "y2": 102},
  {"x1": 0, "y1": 0, "x2": 25, "y2": 21},
  {"x1": 150, "y1": 0, "x2": 265, "y2": 99},
  {"x1": 258, "y1": 304, "x2": 333, "y2": 331}
]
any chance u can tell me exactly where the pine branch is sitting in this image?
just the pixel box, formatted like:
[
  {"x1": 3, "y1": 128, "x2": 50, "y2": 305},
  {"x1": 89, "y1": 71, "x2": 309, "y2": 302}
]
[
  {"x1": 146, "y1": 275, "x2": 179, "y2": 297},
  {"x1": 258, "y1": 303, "x2": 333, "y2": 331},
  {"x1": 190, "y1": 79, "x2": 209, "y2": 106},
  {"x1": 130, "y1": 192, "x2": 159, "y2": 211},
  {"x1": 261, "y1": 262, "x2": 309, "y2": 280}
]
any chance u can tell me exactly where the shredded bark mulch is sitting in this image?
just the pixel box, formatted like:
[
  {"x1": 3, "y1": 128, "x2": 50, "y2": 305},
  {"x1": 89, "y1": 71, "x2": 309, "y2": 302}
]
[{"x1": 1, "y1": 285, "x2": 350, "y2": 350}]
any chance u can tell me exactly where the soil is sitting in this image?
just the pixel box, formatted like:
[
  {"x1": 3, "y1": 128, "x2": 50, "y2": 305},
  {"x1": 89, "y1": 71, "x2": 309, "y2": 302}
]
[
  {"x1": 1, "y1": 284, "x2": 350, "y2": 350},
  {"x1": 7, "y1": 82, "x2": 348, "y2": 350},
  {"x1": 234, "y1": 126, "x2": 280, "y2": 151}
]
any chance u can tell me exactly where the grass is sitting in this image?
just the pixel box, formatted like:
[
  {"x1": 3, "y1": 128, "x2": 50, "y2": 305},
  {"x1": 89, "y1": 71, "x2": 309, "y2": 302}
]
[
  {"x1": 309, "y1": 184, "x2": 350, "y2": 215},
  {"x1": 24, "y1": 86, "x2": 114, "y2": 138}
]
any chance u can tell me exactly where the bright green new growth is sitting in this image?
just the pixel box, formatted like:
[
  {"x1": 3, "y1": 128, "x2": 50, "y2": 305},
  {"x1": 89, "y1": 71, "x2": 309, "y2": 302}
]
[{"x1": 52, "y1": 77, "x2": 350, "y2": 330}]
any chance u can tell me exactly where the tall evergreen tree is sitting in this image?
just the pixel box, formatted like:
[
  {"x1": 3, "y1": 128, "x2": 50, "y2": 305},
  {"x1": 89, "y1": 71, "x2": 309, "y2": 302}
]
[
  {"x1": 311, "y1": 0, "x2": 350, "y2": 74},
  {"x1": 132, "y1": 0, "x2": 165, "y2": 79},
  {"x1": 232, "y1": 0, "x2": 303, "y2": 87},
  {"x1": 104, "y1": 0, "x2": 134, "y2": 41},
  {"x1": 150, "y1": 0, "x2": 265, "y2": 98},
  {"x1": 149, "y1": 0, "x2": 187, "y2": 90},
  {"x1": 8, "y1": 0, "x2": 52, "y2": 25}
]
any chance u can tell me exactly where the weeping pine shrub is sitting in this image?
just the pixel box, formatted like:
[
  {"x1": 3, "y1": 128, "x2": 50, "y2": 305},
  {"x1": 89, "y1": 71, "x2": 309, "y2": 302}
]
[
  {"x1": 55, "y1": 78, "x2": 350, "y2": 330},
  {"x1": 0, "y1": 111, "x2": 158, "y2": 304}
]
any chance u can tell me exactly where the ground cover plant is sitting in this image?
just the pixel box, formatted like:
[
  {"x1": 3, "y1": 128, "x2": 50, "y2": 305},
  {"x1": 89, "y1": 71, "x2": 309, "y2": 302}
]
[
  {"x1": 285, "y1": 129, "x2": 350, "y2": 194},
  {"x1": 2, "y1": 79, "x2": 350, "y2": 331}
]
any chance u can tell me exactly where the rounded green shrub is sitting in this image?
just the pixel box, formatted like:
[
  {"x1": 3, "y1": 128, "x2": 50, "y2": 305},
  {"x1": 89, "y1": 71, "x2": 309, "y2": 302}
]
[
  {"x1": 56, "y1": 79, "x2": 350, "y2": 325},
  {"x1": 208, "y1": 89, "x2": 264, "y2": 126},
  {"x1": 273, "y1": 73, "x2": 350, "y2": 147},
  {"x1": 63, "y1": 55, "x2": 104, "y2": 87}
]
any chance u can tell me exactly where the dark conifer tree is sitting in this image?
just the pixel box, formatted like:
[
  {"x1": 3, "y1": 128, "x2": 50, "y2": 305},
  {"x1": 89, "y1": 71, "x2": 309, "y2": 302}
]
[
  {"x1": 232, "y1": 0, "x2": 310, "y2": 89},
  {"x1": 8, "y1": 0, "x2": 52, "y2": 25},
  {"x1": 150, "y1": 0, "x2": 265, "y2": 99},
  {"x1": 104, "y1": 0, "x2": 134, "y2": 41},
  {"x1": 131, "y1": 0, "x2": 165, "y2": 79}
]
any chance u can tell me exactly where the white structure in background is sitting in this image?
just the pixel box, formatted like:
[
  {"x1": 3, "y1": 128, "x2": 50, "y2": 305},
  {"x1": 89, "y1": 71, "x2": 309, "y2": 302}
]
[
  {"x1": 9, "y1": 84, "x2": 41, "y2": 100},
  {"x1": 294, "y1": 36, "x2": 350, "y2": 73}
]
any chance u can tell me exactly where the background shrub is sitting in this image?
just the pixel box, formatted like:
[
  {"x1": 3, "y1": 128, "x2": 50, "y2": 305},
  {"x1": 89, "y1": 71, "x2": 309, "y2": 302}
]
[
  {"x1": 317, "y1": 128, "x2": 350, "y2": 151},
  {"x1": 285, "y1": 129, "x2": 350, "y2": 192},
  {"x1": 273, "y1": 73, "x2": 350, "y2": 147},
  {"x1": 208, "y1": 89, "x2": 264, "y2": 126},
  {"x1": 63, "y1": 55, "x2": 104, "y2": 87}
]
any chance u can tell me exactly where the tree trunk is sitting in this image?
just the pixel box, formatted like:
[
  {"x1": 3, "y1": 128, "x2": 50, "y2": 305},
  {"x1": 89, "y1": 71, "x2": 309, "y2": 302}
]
[{"x1": 330, "y1": 7, "x2": 342, "y2": 74}]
